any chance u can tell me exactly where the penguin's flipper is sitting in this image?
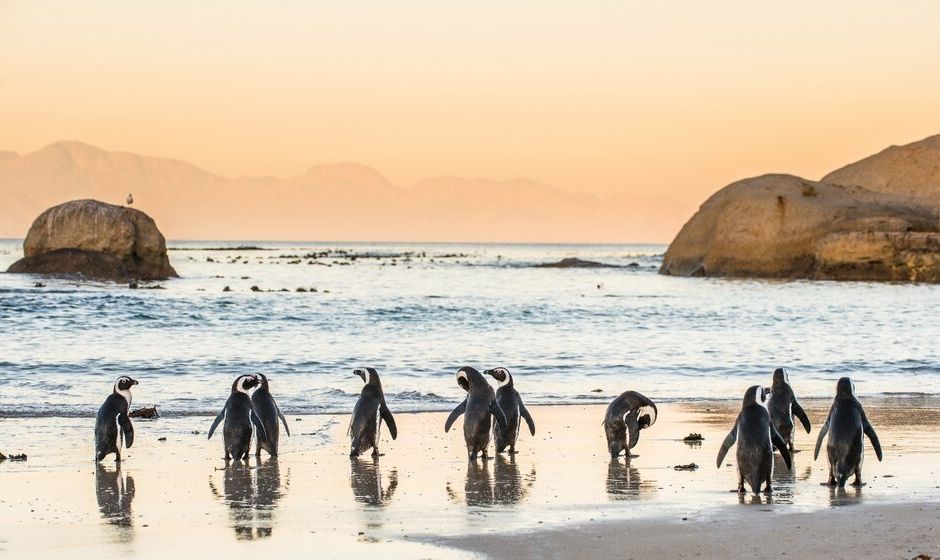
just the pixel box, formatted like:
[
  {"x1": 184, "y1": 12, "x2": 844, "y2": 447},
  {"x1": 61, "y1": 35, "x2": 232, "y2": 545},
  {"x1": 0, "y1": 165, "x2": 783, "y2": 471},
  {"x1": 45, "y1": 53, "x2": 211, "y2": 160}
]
[
  {"x1": 814, "y1": 415, "x2": 830, "y2": 460},
  {"x1": 208, "y1": 409, "x2": 225, "y2": 440},
  {"x1": 792, "y1": 399, "x2": 811, "y2": 433},
  {"x1": 771, "y1": 425, "x2": 792, "y2": 470},
  {"x1": 490, "y1": 400, "x2": 509, "y2": 431},
  {"x1": 276, "y1": 402, "x2": 291, "y2": 437},
  {"x1": 520, "y1": 403, "x2": 536, "y2": 436},
  {"x1": 250, "y1": 409, "x2": 267, "y2": 441},
  {"x1": 380, "y1": 402, "x2": 397, "y2": 440},
  {"x1": 118, "y1": 412, "x2": 135, "y2": 449},
  {"x1": 862, "y1": 414, "x2": 883, "y2": 461},
  {"x1": 716, "y1": 419, "x2": 738, "y2": 468},
  {"x1": 444, "y1": 399, "x2": 467, "y2": 433}
]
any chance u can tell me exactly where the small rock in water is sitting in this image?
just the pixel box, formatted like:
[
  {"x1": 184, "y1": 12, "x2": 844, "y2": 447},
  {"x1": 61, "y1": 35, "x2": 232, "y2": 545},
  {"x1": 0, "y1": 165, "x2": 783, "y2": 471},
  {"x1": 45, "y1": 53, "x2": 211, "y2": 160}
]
[
  {"x1": 0, "y1": 452, "x2": 27, "y2": 462},
  {"x1": 673, "y1": 463, "x2": 699, "y2": 471},
  {"x1": 250, "y1": 285, "x2": 261, "y2": 292},
  {"x1": 157, "y1": 437, "x2": 167, "y2": 442},
  {"x1": 590, "y1": 388, "x2": 603, "y2": 393},
  {"x1": 683, "y1": 433, "x2": 704, "y2": 442},
  {"x1": 129, "y1": 406, "x2": 159, "y2": 419},
  {"x1": 296, "y1": 287, "x2": 308, "y2": 292},
  {"x1": 222, "y1": 286, "x2": 232, "y2": 292},
  {"x1": 128, "y1": 280, "x2": 139, "y2": 289},
  {"x1": 33, "y1": 282, "x2": 45, "y2": 288}
]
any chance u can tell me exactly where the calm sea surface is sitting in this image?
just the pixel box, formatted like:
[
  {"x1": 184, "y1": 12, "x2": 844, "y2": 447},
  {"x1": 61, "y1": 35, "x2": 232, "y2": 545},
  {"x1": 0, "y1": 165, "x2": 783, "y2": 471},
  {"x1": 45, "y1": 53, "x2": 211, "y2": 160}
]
[{"x1": 1, "y1": 239, "x2": 938, "y2": 417}]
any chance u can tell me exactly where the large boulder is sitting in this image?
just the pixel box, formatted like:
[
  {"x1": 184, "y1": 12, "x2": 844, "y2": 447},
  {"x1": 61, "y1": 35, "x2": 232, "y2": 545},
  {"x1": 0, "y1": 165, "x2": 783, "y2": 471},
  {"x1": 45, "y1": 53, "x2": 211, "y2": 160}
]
[
  {"x1": 822, "y1": 134, "x2": 940, "y2": 202},
  {"x1": 659, "y1": 174, "x2": 939, "y2": 280},
  {"x1": 7, "y1": 199, "x2": 177, "y2": 281}
]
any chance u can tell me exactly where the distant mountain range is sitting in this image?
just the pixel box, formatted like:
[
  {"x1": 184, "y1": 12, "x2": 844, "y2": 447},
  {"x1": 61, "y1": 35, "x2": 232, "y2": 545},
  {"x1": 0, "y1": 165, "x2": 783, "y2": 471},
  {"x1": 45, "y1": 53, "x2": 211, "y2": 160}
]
[{"x1": 0, "y1": 141, "x2": 690, "y2": 243}]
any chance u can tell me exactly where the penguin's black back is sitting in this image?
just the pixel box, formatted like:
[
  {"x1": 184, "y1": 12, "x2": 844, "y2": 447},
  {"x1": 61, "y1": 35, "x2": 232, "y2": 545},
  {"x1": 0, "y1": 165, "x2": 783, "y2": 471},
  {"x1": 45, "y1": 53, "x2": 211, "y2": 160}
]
[
  {"x1": 251, "y1": 388, "x2": 280, "y2": 452},
  {"x1": 95, "y1": 393, "x2": 128, "y2": 455}
]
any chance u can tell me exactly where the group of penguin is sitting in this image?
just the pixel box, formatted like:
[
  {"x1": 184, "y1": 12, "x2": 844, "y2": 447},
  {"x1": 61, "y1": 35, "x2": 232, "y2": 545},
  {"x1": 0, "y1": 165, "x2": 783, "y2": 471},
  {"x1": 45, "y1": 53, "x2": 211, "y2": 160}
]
[{"x1": 94, "y1": 365, "x2": 883, "y2": 495}]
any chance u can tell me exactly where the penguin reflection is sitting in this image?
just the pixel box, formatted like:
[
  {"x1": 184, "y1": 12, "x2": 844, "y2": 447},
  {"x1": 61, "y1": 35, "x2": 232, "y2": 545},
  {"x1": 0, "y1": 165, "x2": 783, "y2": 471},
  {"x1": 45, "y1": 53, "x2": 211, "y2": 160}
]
[
  {"x1": 606, "y1": 458, "x2": 655, "y2": 501},
  {"x1": 350, "y1": 457, "x2": 398, "y2": 506},
  {"x1": 828, "y1": 485, "x2": 863, "y2": 507},
  {"x1": 209, "y1": 458, "x2": 285, "y2": 540},
  {"x1": 492, "y1": 454, "x2": 535, "y2": 505},
  {"x1": 449, "y1": 457, "x2": 534, "y2": 507},
  {"x1": 463, "y1": 460, "x2": 495, "y2": 506},
  {"x1": 96, "y1": 463, "x2": 135, "y2": 538},
  {"x1": 769, "y1": 454, "x2": 796, "y2": 501}
]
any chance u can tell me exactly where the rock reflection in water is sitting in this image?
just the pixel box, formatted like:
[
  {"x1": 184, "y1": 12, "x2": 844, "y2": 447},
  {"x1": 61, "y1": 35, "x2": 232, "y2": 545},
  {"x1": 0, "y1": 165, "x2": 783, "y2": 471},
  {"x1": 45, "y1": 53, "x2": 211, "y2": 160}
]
[
  {"x1": 95, "y1": 464, "x2": 135, "y2": 540},
  {"x1": 606, "y1": 458, "x2": 655, "y2": 501},
  {"x1": 350, "y1": 457, "x2": 398, "y2": 506},
  {"x1": 209, "y1": 458, "x2": 286, "y2": 540}
]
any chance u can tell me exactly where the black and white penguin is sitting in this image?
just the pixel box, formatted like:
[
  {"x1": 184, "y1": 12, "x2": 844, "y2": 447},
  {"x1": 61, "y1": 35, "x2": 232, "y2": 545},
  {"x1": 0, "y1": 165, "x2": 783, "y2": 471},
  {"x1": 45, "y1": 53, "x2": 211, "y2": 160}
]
[
  {"x1": 208, "y1": 374, "x2": 264, "y2": 461},
  {"x1": 603, "y1": 390, "x2": 658, "y2": 458},
  {"x1": 814, "y1": 377, "x2": 883, "y2": 487},
  {"x1": 250, "y1": 373, "x2": 291, "y2": 457},
  {"x1": 717, "y1": 385, "x2": 793, "y2": 494},
  {"x1": 444, "y1": 366, "x2": 508, "y2": 460},
  {"x1": 766, "y1": 368, "x2": 811, "y2": 453},
  {"x1": 482, "y1": 367, "x2": 535, "y2": 454},
  {"x1": 348, "y1": 367, "x2": 398, "y2": 457},
  {"x1": 94, "y1": 376, "x2": 139, "y2": 462}
]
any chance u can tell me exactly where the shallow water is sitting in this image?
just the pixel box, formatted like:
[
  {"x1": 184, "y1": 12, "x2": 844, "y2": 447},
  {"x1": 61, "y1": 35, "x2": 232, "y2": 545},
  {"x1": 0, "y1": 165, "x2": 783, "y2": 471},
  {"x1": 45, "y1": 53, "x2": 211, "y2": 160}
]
[{"x1": 2, "y1": 239, "x2": 940, "y2": 417}]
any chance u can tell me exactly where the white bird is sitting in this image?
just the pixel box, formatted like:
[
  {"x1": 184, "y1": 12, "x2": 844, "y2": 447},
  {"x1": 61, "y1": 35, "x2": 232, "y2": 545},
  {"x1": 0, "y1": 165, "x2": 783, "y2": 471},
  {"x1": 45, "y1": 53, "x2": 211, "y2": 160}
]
[{"x1": 126, "y1": 193, "x2": 134, "y2": 206}]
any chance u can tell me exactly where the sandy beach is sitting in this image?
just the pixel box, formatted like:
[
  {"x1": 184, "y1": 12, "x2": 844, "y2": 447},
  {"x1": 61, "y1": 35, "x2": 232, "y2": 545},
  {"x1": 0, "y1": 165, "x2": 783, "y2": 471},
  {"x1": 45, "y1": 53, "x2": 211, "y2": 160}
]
[{"x1": 2, "y1": 400, "x2": 938, "y2": 558}]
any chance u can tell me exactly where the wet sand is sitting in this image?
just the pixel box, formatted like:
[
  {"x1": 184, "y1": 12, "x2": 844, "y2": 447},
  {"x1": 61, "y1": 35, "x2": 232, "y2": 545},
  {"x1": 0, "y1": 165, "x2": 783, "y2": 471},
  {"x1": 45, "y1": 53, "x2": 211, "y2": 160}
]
[{"x1": 1, "y1": 401, "x2": 939, "y2": 558}]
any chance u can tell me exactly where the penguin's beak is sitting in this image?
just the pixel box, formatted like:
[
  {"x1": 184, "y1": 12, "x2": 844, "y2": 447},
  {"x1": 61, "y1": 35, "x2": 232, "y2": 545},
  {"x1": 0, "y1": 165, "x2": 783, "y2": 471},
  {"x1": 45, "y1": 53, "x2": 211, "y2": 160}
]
[
  {"x1": 130, "y1": 378, "x2": 139, "y2": 386},
  {"x1": 354, "y1": 369, "x2": 365, "y2": 382}
]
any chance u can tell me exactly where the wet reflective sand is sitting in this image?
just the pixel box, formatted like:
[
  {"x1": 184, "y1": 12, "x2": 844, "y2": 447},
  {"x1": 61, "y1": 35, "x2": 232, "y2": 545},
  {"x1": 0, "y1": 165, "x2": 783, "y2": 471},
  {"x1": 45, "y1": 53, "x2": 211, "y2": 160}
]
[{"x1": 1, "y1": 401, "x2": 938, "y2": 558}]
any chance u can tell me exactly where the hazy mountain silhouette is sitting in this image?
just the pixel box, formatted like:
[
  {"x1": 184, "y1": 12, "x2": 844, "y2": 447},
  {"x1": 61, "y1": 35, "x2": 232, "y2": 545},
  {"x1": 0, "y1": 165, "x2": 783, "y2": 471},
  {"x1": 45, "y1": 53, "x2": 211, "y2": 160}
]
[{"x1": 0, "y1": 141, "x2": 689, "y2": 242}]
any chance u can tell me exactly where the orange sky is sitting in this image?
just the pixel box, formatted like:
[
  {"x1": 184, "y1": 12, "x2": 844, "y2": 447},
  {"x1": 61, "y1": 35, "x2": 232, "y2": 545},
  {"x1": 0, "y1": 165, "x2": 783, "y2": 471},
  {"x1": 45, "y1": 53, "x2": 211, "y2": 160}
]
[{"x1": 2, "y1": 1, "x2": 940, "y2": 211}]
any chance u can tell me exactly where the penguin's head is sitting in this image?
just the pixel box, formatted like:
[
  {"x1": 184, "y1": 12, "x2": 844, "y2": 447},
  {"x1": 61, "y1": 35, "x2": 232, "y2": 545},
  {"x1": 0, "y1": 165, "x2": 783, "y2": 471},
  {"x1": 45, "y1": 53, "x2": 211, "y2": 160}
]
[
  {"x1": 772, "y1": 368, "x2": 789, "y2": 387},
  {"x1": 483, "y1": 367, "x2": 513, "y2": 388},
  {"x1": 637, "y1": 402, "x2": 657, "y2": 430},
  {"x1": 233, "y1": 374, "x2": 259, "y2": 394},
  {"x1": 114, "y1": 376, "x2": 138, "y2": 392},
  {"x1": 836, "y1": 376, "x2": 855, "y2": 398},
  {"x1": 354, "y1": 367, "x2": 379, "y2": 386},
  {"x1": 744, "y1": 385, "x2": 769, "y2": 406},
  {"x1": 254, "y1": 373, "x2": 269, "y2": 389},
  {"x1": 456, "y1": 366, "x2": 482, "y2": 392}
]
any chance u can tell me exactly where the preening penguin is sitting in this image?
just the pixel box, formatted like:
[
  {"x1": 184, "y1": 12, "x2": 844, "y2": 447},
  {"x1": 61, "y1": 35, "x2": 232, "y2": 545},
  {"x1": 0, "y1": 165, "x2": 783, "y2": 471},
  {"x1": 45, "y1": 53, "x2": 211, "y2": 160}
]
[
  {"x1": 766, "y1": 368, "x2": 811, "y2": 453},
  {"x1": 483, "y1": 367, "x2": 535, "y2": 454},
  {"x1": 208, "y1": 374, "x2": 264, "y2": 461},
  {"x1": 814, "y1": 377, "x2": 882, "y2": 487},
  {"x1": 251, "y1": 373, "x2": 291, "y2": 457},
  {"x1": 349, "y1": 367, "x2": 398, "y2": 457},
  {"x1": 717, "y1": 385, "x2": 793, "y2": 494},
  {"x1": 94, "y1": 376, "x2": 139, "y2": 462},
  {"x1": 445, "y1": 366, "x2": 509, "y2": 461},
  {"x1": 603, "y1": 391, "x2": 657, "y2": 458}
]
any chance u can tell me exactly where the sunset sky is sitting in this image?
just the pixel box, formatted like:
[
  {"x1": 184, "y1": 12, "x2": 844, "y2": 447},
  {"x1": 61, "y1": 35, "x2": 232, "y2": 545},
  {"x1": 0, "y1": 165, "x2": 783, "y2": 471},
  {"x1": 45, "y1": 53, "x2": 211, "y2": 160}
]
[{"x1": 2, "y1": 1, "x2": 940, "y2": 237}]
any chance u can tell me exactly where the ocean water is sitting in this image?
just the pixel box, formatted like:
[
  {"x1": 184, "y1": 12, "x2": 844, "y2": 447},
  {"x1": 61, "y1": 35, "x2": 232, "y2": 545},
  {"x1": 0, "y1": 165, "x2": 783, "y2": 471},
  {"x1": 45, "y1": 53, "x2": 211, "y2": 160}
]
[{"x1": 1, "y1": 238, "x2": 939, "y2": 418}]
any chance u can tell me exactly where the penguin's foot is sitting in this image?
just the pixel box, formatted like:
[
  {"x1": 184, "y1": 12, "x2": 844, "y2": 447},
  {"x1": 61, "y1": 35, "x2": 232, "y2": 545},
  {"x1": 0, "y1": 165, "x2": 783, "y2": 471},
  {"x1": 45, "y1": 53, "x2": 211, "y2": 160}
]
[
  {"x1": 627, "y1": 453, "x2": 639, "y2": 459},
  {"x1": 763, "y1": 486, "x2": 773, "y2": 495},
  {"x1": 736, "y1": 485, "x2": 745, "y2": 493},
  {"x1": 851, "y1": 479, "x2": 865, "y2": 487}
]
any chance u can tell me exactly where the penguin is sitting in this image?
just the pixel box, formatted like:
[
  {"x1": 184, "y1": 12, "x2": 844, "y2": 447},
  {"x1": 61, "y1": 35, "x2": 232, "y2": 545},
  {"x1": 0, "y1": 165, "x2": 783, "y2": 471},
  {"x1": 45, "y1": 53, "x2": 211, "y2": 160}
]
[
  {"x1": 814, "y1": 377, "x2": 883, "y2": 487},
  {"x1": 482, "y1": 367, "x2": 535, "y2": 454},
  {"x1": 766, "y1": 368, "x2": 811, "y2": 453},
  {"x1": 348, "y1": 367, "x2": 398, "y2": 457},
  {"x1": 717, "y1": 385, "x2": 793, "y2": 494},
  {"x1": 208, "y1": 374, "x2": 265, "y2": 461},
  {"x1": 444, "y1": 366, "x2": 509, "y2": 460},
  {"x1": 603, "y1": 390, "x2": 658, "y2": 458},
  {"x1": 94, "y1": 376, "x2": 139, "y2": 462},
  {"x1": 250, "y1": 373, "x2": 291, "y2": 457}
]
